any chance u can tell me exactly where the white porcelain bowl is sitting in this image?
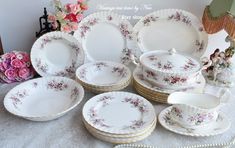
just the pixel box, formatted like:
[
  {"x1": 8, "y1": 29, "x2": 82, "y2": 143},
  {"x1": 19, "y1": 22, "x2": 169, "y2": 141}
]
[
  {"x1": 4, "y1": 77, "x2": 84, "y2": 121},
  {"x1": 76, "y1": 61, "x2": 131, "y2": 87},
  {"x1": 139, "y1": 49, "x2": 201, "y2": 89}
]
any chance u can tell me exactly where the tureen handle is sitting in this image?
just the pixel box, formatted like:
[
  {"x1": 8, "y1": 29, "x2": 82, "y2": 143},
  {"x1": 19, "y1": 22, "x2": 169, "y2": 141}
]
[
  {"x1": 168, "y1": 48, "x2": 177, "y2": 55},
  {"x1": 219, "y1": 88, "x2": 231, "y2": 104}
]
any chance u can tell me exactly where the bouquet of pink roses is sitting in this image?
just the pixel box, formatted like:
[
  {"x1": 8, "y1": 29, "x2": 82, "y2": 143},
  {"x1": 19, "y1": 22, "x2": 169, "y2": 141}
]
[
  {"x1": 0, "y1": 51, "x2": 35, "y2": 83},
  {"x1": 48, "y1": 0, "x2": 88, "y2": 34}
]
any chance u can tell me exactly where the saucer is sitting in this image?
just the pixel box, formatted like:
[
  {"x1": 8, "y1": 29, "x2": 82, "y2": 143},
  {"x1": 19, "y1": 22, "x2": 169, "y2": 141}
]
[{"x1": 158, "y1": 106, "x2": 231, "y2": 137}]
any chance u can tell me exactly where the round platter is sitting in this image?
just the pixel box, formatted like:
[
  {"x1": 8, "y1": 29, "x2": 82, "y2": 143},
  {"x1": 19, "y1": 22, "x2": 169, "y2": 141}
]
[{"x1": 133, "y1": 9, "x2": 208, "y2": 58}]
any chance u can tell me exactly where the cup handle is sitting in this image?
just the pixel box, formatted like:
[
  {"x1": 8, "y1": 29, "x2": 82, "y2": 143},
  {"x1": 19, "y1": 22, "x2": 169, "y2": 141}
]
[
  {"x1": 130, "y1": 54, "x2": 140, "y2": 66},
  {"x1": 219, "y1": 88, "x2": 231, "y2": 104}
]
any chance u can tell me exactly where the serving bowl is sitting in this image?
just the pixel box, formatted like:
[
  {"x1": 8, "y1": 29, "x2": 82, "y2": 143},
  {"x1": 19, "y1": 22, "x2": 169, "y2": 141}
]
[
  {"x1": 4, "y1": 77, "x2": 84, "y2": 121},
  {"x1": 136, "y1": 48, "x2": 201, "y2": 89}
]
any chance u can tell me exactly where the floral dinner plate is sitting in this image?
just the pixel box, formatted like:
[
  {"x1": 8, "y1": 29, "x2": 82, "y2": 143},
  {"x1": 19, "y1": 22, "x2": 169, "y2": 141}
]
[
  {"x1": 31, "y1": 31, "x2": 84, "y2": 78},
  {"x1": 82, "y1": 91, "x2": 156, "y2": 134},
  {"x1": 74, "y1": 11, "x2": 136, "y2": 65}
]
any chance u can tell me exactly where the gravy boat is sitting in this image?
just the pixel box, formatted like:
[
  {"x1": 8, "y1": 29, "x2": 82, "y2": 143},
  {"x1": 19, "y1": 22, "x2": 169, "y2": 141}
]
[{"x1": 167, "y1": 89, "x2": 231, "y2": 128}]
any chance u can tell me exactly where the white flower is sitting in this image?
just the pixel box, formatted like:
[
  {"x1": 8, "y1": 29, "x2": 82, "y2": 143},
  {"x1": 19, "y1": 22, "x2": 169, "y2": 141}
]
[{"x1": 16, "y1": 54, "x2": 23, "y2": 60}]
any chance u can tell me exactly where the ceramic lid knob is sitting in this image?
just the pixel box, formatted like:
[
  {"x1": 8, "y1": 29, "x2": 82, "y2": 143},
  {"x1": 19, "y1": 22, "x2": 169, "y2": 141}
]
[{"x1": 168, "y1": 48, "x2": 177, "y2": 55}]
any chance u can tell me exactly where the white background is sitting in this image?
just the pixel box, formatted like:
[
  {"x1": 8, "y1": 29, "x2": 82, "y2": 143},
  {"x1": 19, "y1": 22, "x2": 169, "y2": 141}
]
[{"x1": 0, "y1": 0, "x2": 230, "y2": 59}]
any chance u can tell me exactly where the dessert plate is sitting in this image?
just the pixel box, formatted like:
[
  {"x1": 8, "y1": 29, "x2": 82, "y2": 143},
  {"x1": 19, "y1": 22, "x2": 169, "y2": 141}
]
[
  {"x1": 158, "y1": 106, "x2": 231, "y2": 137},
  {"x1": 31, "y1": 31, "x2": 84, "y2": 78},
  {"x1": 133, "y1": 67, "x2": 205, "y2": 94},
  {"x1": 82, "y1": 92, "x2": 156, "y2": 134},
  {"x1": 133, "y1": 9, "x2": 208, "y2": 58},
  {"x1": 76, "y1": 61, "x2": 131, "y2": 87},
  {"x1": 4, "y1": 77, "x2": 84, "y2": 121},
  {"x1": 74, "y1": 11, "x2": 136, "y2": 64}
]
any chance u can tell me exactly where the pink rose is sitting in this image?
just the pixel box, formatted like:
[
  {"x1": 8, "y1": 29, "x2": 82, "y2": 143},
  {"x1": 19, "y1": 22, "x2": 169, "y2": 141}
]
[
  {"x1": 2, "y1": 59, "x2": 11, "y2": 70},
  {"x1": 76, "y1": 13, "x2": 83, "y2": 22},
  {"x1": 48, "y1": 14, "x2": 56, "y2": 22},
  {"x1": 0, "y1": 62, "x2": 5, "y2": 71},
  {"x1": 61, "y1": 25, "x2": 72, "y2": 33},
  {"x1": 2, "y1": 52, "x2": 15, "y2": 59},
  {"x1": 11, "y1": 59, "x2": 24, "y2": 68},
  {"x1": 70, "y1": 22, "x2": 78, "y2": 31},
  {"x1": 21, "y1": 52, "x2": 30, "y2": 63},
  {"x1": 5, "y1": 68, "x2": 17, "y2": 80},
  {"x1": 80, "y1": 3, "x2": 88, "y2": 10},
  {"x1": 18, "y1": 67, "x2": 30, "y2": 79}
]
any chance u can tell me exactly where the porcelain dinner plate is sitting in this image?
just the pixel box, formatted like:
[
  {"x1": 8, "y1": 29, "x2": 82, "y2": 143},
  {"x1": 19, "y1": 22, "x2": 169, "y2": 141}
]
[
  {"x1": 158, "y1": 106, "x2": 231, "y2": 137},
  {"x1": 134, "y1": 9, "x2": 208, "y2": 58},
  {"x1": 82, "y1": 92, "x2": 156, "y2": 134},
  {"x1": 83, "y1": 117, "x2": 156, "y2": 138},
  {"x1": 31, "y1": 31, "x2": 84, "y2": 78},
  {"x1": 4, "y1": 77, "x2": 84, "y2": 121},
  {"x1": 133, "y1": 67, "x2": 205, "y2": 94},
  {"x1": 74, "y1": 11, "x2": 136, "y2": 64},
  {"x1": 76, "y1": 61, "x2": 131, "y2": 87},
  {"x1": 84, "y1": 119, "x2": 156, "y2": 144}
]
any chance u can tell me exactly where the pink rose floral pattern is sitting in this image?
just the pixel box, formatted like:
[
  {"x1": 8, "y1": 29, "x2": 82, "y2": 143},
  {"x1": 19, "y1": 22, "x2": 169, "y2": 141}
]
[
  {"x1": 47, "y1": 80, "x2": 68, "y2": 91},
  {"x1": 122, "y1": 97, "x2": 148, "y2": 129},
  {"x1": 121, "y1": 48, "x2": 133, "y2": 65},
  {"x1": 89, "y1": 107, "x2": 110, "y2": 128},
  {"x1": 80, "y1": 18, "x2": 98, "y2": 38},
  {"x1": 35, "y1": 58, "x2": 48, "y2": 73},
  {"x1": 156, "y1": 61, "x2": 174, "y2": 70},
  {"x1": 40, "y1": 36, "x2": 63, "y2": 49},
  {"x1": 143, "y1": 15, "x2": 158, "y2": 26},
  {"x1": 94, "y1": 62, "x2": 108, "y2": 71},
  {"x1": 119, "y1": 23, "x2": 133, "y2": 40},
  {"x1": 170, "y1": 107, "x2": 183, "y2": 118},
  {"x1": 10, "y1": 89, "x2": 28, "y2": 109},
  {"x1": 164, "y1": 76, "x2": 187, "y2": 85},
  {"x1": 168, "y1": 11, "x2": 192, "y2": 26},
  {"x1": 112, "y1": 67, "x2": 127, "y2": 78},
  {"x1": 70, "y1": 87, "x2": 79, "y2": 101},
  {"x1": 97, "y1": 96, "x2": 113, "y2": 107},
  {"x1": 187, "y1": 112, "x2": 214, "y2": 126},
  {"x1": 145, "y1": 70, "x2": 158, "y2": 81},
  {"x1": 182, "y1": 59, "x2": 197, "y2": 71}
]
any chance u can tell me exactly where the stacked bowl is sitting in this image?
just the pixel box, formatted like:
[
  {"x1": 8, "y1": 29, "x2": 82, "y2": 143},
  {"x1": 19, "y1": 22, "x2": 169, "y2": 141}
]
[{"x1": 76, "y1": 61, "x2": 132, "y2": 93}]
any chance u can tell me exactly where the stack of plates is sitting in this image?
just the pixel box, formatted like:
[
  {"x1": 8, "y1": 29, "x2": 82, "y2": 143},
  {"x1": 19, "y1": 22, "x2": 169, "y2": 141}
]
[
  {"x1": 82, "y1": 92, "x2": 156, "y2": 143},
  {"x1": 133, "y1": 67, "x2": 206, "y2": 103},
  {"x1": 76, "y1": 61, "x2": 132, "y2": 93}
]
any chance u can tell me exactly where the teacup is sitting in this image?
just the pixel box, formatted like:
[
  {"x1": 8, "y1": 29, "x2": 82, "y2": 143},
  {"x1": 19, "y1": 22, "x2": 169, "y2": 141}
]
[{"x1": 167, "y1": 89, "x2": 231, "y2": 128}]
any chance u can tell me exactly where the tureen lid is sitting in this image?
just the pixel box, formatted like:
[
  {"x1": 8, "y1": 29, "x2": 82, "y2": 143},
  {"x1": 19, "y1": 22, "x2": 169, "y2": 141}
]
[{"x1": 141, "y1": 48, "x2": 200, "y2": 73}]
